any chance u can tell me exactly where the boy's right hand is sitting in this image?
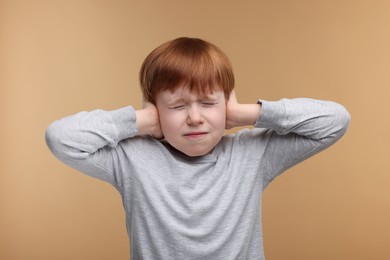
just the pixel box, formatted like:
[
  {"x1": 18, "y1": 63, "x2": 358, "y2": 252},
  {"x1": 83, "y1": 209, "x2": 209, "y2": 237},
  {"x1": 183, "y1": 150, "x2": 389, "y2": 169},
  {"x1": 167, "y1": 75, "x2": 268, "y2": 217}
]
[{"x1": 135, "y1": 102, "x2": 164, "y2": 139}]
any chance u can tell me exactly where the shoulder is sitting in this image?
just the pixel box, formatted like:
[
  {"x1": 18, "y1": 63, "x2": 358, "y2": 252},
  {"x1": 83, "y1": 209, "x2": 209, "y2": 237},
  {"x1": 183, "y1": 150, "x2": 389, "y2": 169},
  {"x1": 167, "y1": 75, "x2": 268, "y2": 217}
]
[
  {"x1": 222, "y1": 127, "x2": 273, "y2": 145},
  {"x1": 116, "y1": 135, "x2": 168, "y2": 156}
]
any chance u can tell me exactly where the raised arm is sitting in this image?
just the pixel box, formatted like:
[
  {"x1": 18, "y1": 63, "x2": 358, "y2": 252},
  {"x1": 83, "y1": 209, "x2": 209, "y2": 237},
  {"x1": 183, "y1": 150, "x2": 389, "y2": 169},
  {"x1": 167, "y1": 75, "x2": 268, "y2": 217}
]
[
  {"x1": 226, "y1": 90, "x2": 350, "y2": 141},
  {"x1": 257, "y1": 98, "x2": 350, "y2": 141},
  {"x1": 45, "y1": 104, "x2": 161, "y2": 185},
  {"x1": 226, "y1": 92, "x2": 350, "y2": 187},
  {"x1": 258, "y1": 97, "x2": 350, "y2": 187}
]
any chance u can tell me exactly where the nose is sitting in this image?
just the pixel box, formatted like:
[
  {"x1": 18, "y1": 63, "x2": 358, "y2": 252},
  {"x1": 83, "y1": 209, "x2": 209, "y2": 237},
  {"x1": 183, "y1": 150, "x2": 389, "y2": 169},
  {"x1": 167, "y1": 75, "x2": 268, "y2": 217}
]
[{"x1": 187, "y1": 105, "x2": 203, "y2": 125}]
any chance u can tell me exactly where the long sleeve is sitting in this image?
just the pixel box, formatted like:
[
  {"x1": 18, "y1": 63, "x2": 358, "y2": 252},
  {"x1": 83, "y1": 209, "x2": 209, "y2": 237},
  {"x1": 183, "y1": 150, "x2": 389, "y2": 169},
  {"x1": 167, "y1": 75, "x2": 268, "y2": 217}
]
[
  {"x1": 253, "y1": 98, "x2": 350, "y2": 188},
  {"x1": 45, "y1": 106, "x2": 138, "y2": 185}
]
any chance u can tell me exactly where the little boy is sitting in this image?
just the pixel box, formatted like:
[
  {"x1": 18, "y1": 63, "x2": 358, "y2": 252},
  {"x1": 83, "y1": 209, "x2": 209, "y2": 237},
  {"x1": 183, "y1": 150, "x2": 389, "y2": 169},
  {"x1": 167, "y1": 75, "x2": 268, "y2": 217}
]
[{"x1": 46, "y1": 37, "x2": 350, "y2": 259}]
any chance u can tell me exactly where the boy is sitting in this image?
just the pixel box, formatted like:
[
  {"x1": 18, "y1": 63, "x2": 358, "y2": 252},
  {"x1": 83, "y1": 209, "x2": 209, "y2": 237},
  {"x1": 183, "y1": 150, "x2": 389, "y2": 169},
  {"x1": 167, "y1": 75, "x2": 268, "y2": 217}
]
[{"x1": 46, "y1": 37, "x2": 350, "y2": 259}]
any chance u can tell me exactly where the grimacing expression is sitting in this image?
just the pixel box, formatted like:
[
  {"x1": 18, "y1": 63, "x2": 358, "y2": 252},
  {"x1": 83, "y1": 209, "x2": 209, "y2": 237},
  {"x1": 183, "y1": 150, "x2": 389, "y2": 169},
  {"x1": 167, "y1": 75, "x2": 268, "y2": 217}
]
[{"x1": 156, "y1": 87, "x2": 226, "y2": 157}]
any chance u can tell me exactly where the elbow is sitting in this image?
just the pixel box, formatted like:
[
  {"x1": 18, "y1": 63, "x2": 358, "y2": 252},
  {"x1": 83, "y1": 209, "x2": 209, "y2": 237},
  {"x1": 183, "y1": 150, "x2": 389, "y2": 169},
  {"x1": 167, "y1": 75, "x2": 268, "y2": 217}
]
[
  {"x1": 334, "y1": 103, "x2": 351, "y2": 136},
  {"x1": 45, "y1": 122, "x2": 60, "y2": 153},
  {"x1": 45, "y1": 121, "x2": 67, "y2": 158}
]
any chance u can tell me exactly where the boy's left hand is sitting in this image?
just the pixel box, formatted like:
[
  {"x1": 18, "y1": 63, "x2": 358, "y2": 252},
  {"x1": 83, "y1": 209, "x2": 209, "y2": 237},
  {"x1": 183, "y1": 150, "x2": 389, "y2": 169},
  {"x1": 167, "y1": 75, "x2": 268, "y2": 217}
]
[
  {"x1": 225, "y1": 90, "x2": 239, "y2": 129},
  {"x1": 225, "y1": 90, "x2": 261, "y2": 129}
]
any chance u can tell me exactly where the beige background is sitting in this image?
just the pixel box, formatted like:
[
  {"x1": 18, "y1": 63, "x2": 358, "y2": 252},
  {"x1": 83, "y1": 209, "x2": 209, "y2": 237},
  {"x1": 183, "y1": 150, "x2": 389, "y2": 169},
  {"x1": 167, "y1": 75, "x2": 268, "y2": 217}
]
[{"x1": 1, "y1": 0, "x2": 389, "y2": 259}]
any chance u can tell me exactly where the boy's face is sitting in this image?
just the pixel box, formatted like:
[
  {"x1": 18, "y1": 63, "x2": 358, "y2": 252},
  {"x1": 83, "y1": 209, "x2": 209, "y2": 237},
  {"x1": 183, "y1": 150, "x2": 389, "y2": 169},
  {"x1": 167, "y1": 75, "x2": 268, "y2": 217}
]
[{"x1": 155, "y1": 86, "x2": 226, "y2": 157}]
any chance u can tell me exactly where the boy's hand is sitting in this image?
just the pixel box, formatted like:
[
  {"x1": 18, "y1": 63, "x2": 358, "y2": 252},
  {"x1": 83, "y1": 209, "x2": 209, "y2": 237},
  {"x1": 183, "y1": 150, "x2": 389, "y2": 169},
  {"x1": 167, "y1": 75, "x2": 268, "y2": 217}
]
[
  {"x1": 225, "y1": 90, "x2": 261, "y2": 129},
  {"x1": 135, "y1": 101, "x2": 163, "y2": 139},
  {"x1": 225, "y1": 90, "x2": 240, "y2": 129}
]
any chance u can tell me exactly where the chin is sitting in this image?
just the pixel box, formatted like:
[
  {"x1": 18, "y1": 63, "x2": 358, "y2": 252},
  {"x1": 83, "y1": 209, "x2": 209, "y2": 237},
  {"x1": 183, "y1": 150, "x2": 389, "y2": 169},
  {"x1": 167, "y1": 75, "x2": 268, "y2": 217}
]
[
  {"x1": 185, "y1": 151, "x2": 207, "y2": 157},
  {"x1": 166, "y1": 139, "x2": 215, "y2": 157}
]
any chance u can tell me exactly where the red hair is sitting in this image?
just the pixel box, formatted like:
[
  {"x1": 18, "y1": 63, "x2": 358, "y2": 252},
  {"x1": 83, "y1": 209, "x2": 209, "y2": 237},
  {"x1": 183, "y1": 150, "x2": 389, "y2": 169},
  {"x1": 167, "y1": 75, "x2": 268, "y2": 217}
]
[{"x1": 140, "y1": 37, "x2": 234, "y2": 103}]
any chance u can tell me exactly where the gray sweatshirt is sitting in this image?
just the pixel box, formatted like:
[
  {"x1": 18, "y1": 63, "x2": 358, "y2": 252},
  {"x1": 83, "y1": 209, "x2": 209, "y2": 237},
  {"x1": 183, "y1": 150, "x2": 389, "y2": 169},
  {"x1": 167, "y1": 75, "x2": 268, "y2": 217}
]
[{"x1": 45, "y1": 98, "x2": 350, "y2": 260}]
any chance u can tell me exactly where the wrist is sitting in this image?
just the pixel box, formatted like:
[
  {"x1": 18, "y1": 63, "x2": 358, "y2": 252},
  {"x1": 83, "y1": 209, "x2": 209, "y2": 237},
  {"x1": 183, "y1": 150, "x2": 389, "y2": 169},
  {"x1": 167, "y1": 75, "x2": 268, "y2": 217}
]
[
  {"x1": 135, "y1": 107, "x2": 159, "y2": 136},
  {"x1": 227, "y1": 103, "x2": 261, "y2": 129}
]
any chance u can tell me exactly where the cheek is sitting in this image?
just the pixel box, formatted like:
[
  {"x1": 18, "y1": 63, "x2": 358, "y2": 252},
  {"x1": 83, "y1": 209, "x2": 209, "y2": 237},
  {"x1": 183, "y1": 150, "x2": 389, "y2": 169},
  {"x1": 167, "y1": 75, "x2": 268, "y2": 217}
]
[
  {"x1": 211, "y1": 107, "x2": 227, "y2": 128},
  {"x1": 159, "y1": 113, "x2": 181, "y2": 134}
]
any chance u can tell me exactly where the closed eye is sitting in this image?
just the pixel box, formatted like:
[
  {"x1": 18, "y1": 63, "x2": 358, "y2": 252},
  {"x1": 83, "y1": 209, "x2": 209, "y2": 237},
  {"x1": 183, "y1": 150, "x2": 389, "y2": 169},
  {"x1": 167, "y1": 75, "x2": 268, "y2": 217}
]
[
  {"x1": 169, "y1": 105, "x2": 185, "y2": 110},
  {"x1": 202, "y1": 102, "x2": 217, "y2": 106}
]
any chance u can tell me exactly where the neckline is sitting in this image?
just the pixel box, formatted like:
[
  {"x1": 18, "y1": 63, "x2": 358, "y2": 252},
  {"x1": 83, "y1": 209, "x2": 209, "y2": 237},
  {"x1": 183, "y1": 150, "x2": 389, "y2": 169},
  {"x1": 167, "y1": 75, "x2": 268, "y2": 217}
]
[{"x1": 161, "y1": 140, "x2": 222, "y2": 164}]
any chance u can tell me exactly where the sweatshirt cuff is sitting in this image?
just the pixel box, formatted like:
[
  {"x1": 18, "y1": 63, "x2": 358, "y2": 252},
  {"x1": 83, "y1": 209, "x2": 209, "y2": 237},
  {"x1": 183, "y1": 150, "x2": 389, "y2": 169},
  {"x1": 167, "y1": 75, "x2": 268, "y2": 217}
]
[
  {"x1": 108, "y1": 106, "x2": 138, "y2": 142},
  {"x1": 254, "y1": 99, "x2": 286, "y2": 134}
]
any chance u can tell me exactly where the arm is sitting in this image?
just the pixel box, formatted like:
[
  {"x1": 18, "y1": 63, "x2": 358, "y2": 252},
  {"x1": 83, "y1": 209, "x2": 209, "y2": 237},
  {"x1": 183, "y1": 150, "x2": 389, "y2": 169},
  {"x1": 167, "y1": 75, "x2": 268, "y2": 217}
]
[
  {"x1": 259, "y1": 97, "x2": 350, "y2": 187},
  {"x1": 226, "y1": 90, "x2": 350, "y2": 142},
  {"x1": 226, "y1": 91, "x2": 351, "y2": 187},
  {"x1": 45, "y1": 104, "x2": 161, "y2": 185}
]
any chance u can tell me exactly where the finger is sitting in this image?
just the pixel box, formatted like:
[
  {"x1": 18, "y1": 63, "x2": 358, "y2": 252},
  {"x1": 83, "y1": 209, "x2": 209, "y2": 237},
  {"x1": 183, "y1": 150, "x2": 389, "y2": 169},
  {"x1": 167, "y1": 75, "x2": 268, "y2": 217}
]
[
  {"x1": 228, "y1": 90, "x2": 238, "y2": 104},
  {"x1": 230, "y1": 90, "x2": 237, "y2": 100},
  {"x1": 142, "y1": 98, "x2": 154, "y2": 109}
]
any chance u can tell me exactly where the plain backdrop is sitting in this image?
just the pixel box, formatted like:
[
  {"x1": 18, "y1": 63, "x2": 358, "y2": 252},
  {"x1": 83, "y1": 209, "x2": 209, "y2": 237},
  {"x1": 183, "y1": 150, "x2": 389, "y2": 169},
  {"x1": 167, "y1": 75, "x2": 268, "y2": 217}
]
[{"x1": 1, "y1": 0, "x2": 389, "y2": 259}]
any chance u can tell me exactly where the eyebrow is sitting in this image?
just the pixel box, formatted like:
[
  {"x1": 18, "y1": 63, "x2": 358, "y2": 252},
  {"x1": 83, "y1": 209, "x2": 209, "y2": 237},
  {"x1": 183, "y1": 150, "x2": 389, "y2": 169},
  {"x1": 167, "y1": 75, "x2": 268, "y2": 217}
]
[
  {"x1": 166, "y1": 97, "x2": 187, "y2": 105},
  {"x1": 168, "y1": 95, "x2": 219, "y2": 104}
]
